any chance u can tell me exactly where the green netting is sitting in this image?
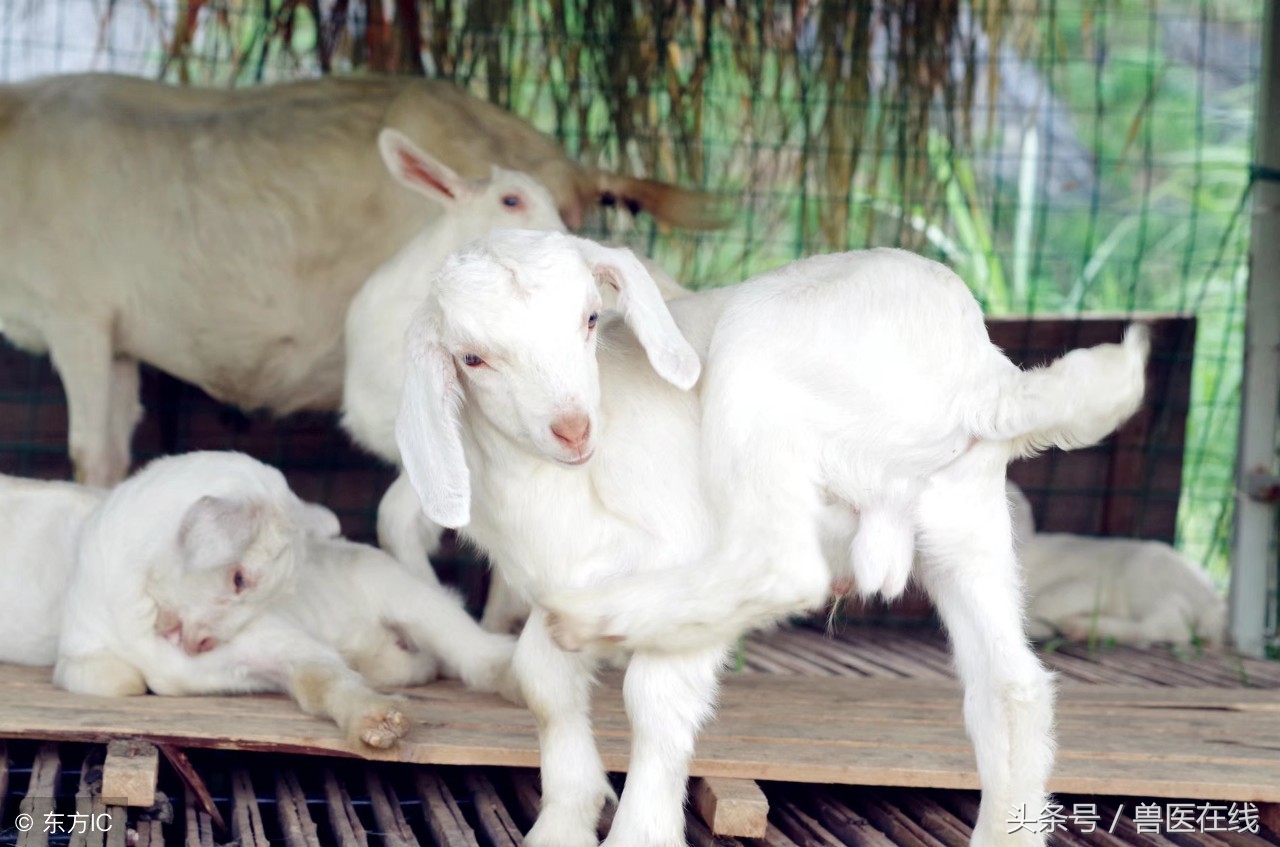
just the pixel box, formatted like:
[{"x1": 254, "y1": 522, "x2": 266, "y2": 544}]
[{"x1": 0, "y1": 0, "x2": 1263, "y2": 586}]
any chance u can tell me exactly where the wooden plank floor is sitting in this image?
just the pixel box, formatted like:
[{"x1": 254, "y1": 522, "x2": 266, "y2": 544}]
[
  {"x1": 2, "y1": 626, "x2": 1278, "y2": 846},
  {"x1": 0, "y1": 625, "x2": 1278, "y2": 805}
]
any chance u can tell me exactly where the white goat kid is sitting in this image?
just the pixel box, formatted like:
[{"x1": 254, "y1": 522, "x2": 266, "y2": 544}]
[
  {"x1": 1007, "y1": 482, "x2": 1226, "y2": 646},
  {"x1": 395, "y1": 231, "x2": 1149, "y2": 847},
  {"x1": 53, "y1": 451, "x2": 516, "y2": 749},
  {"x1": 0, "y1": 475, "x2": 103, "y2": 666}
]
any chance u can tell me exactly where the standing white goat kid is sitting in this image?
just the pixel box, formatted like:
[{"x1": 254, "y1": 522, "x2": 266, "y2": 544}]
[
  {"x1": 49, "y1": 451, "x2": 517, "y2": 749},
  {"x1": 343, "y1": 163, "x2": 687, "y2": 630},
  {"x1": 394, "y1": 231, "x2": 1149, "y2": 847},
  {"x1": 1006, "y1": 482, "x2": 1226, "y2": 645}
]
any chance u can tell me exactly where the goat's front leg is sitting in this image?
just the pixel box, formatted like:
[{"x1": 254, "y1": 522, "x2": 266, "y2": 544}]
[
  {"x1": 518, "y1": 609, "x2": 612, "y2": 847},
  {"x1": 47, "y1": 323, "x2": 133, "y2": 485},
  {"x1": 604, "y1": 645, "x2": 728, "y2": 847}
]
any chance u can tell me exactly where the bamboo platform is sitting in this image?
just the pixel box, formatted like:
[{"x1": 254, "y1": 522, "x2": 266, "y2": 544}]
[{"x1": 1, "y1": 625, "x2": 1278, "y2": 846}]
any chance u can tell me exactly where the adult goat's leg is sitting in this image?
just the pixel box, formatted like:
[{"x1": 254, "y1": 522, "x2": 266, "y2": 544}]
[
  {"x1": 518, "y1": 609, "x2": 612, "y2": 847},
  {"x1": 917, "y1": 447, "x2": 1055, "y2": 847},
  {"x1": 48, "y1": 324, "x2": 129, "y2": 485},
  {"x1": 604, "y1": 645, "x2": 728, "y2": 847}
]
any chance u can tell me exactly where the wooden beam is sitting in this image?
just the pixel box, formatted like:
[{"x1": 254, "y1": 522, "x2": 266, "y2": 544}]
[
  {"x1": 101, "y1": 739, "x2": 159, "y2": 808},
  {"x1": 691, "y1": 776, "x2": 769, "y2": 838}
]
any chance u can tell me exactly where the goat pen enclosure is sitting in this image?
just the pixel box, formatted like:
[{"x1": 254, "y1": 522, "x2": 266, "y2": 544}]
[{"x1": 0, "y1": 0, "x2": 1268, "y2": 635}]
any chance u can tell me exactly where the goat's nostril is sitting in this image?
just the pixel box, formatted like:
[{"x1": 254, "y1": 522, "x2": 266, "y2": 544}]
[
  {"x1": 550, "y1": 413, "x2": 591, "y2": 448},
  {"x1": 191, "y1": 637, "x2": 217, "y2": 655}
]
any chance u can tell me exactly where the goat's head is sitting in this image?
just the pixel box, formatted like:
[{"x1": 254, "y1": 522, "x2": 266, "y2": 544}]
[
  {"x1": 379, "y1": 128, "x2": 566, "y2": 236},
  {"x1": 109, "y1": 453, "x2": 338, "y2": 656},
  {"x1": 396, "y1": 230, "x2": 701, "y2": 528}
]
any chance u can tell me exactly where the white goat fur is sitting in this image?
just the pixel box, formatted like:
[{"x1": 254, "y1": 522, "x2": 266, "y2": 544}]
[
  {"x1": 50, "y1": 451, "x2": 516, "y2": 749},
  {"x1": 0, "y1": 73, "x2": 718, "y2": 487},
  {"x1": 395, "y1": 231, "x2": 1150, "y2": 847},
  {"x1": 0, "y1": 475, "x2": 103, "y2": 666},
  {"x1": 1006, "y1": 482, "x2": 1225, "y2": 646}
]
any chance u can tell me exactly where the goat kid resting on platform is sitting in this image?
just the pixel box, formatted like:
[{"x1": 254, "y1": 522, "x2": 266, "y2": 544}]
[
  {"x1": 394, "y1": 230, "x2": 1150, "y2": 847},
  {"x1": 32, "y1": 451, "x2": 517, "y2": 749}
]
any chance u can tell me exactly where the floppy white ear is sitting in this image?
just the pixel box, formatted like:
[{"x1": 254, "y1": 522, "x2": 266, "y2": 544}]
[
  {"x1": 294, "y1": 500, "x2": 341, "y2": 539},
  {"x1": 378, "y1": 128, "x2": 472, "y2": 204},
  {"x1": 570, "y1": 237, "x2": 701, "y2": 389},
  {"x1": 178, "y1": 496, "x2": 260, "y2": 572},
  {"x1": 395, "y1": 319, "x2": 471, "y2": 528}
]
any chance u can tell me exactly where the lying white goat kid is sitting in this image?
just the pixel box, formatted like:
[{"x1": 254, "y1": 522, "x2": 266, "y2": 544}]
[
  {"x1": 395, "y1": 230, "x2": 1149, "y2": 847},
  {"x1": 42, "y1": 451, "x2": 515, "y2": 748},
  {"x1": 1007, "y1": 482, "x2": 1225, "y2": 646}
]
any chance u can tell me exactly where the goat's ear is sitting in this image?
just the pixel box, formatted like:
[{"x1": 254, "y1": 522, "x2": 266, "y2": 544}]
[
  {"x1": 178, "y1": 496, "x2": 260, "y2": 572},
  {"x1": 378, "y1": 128, "x2": 471, "y2": 204},
  {"x1": 395, "y1": 320, "x2": 471, "y2": 528},
  {"x1": 571, "y1": 237, "x2": 701, "y2": 390},
  {"x1": 294, "y1": 499, "x2": 341, "y2": 539}
]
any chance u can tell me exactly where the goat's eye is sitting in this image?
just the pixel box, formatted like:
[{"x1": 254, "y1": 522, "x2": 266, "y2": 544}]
[
  {"x1": 232, "y1": 568, "x2": 247, "y2": 594},
  {"x1": 462, "y1": 353, "x2": 486, "y2": 368},
  {"x1": 501, "y1": 194, "x2": 523, "y2": 209},
  {"x1": 587, "y1": 312, "x2": 598, "y2": 330}
]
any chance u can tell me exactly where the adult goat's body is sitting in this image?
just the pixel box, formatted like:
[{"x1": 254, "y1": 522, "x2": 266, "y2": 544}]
[
  {"x1": 397, "y1": 233, "x2": 1149, "y2": 847},
  {"x1": 0, "y1": 73, "x2": 721, "y2": 485}
]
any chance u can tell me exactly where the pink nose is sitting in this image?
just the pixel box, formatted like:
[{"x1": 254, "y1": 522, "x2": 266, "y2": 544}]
[
  {"x1": 550, "y1": 413, "x2": 591, "y2": 450},
  {"x1": 183, "y1": 635, "x2": 218, "y2": 656}
]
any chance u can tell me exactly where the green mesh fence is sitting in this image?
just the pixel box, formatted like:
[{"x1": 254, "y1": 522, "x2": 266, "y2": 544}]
[{"x1": 0, "y1": 0, "x2": 1263, "y2": 588}]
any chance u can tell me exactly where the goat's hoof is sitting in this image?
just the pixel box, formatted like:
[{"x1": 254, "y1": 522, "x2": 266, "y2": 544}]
[
  {"x1": 357, "y1": 704, "x2": 410, "y2": 749},
  {"x1": 546, "y1": 611, "x2": 591, "y2": 651}
]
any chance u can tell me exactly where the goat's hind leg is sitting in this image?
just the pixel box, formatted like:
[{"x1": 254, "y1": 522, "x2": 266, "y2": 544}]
[{"x1": 917, "y1": 448, "x2": 1055, "y2": 847}]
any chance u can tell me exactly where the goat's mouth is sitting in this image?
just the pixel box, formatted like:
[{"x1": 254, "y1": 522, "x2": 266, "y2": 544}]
[{"x1": 559, "y1": 449, "x2": 595, "y2": 466}]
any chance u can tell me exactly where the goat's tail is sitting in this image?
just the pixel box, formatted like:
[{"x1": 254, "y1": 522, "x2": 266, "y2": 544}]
[
  {"x1": 588, "y1": 170, "x2": 732, "y2": 231},
  {"x1": 971, "y1": 323, "x2": 1151, "y2": 459}
]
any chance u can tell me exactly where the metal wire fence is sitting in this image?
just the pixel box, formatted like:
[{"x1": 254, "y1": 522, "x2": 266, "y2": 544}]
[{"x1": 0, "y1": 0, "x2": 1263, "y2": 585}]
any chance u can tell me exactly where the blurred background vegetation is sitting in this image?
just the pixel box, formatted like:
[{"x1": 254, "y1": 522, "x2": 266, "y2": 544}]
[{"x1": 0, "y1": 0, "x2": 1263, "y2": 584}]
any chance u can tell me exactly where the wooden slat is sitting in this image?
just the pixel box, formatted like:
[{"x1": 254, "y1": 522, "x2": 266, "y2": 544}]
[
  {"x1": 229, "y1": 769, "x2": 269, "y2": 847},
  {"x1": 690, "y1": 776, "x2": 769, "y2": 838},
  {"x1": 414, "y1": 769, "x2": 478, "y2": 847},
  {"x1": 462, "y1": 770, "x2": 523, "y2": 847},
  {"x1": 322, "y1": 768, "x2": 369, "y2": 847},
  {"x1": 366, "y1": 768, "x2": 419, "y2": 847},
  {"x1": 275, "y1": 769, "x2": 322, "y2": 847},
  {"x1": 102, "y1": 739, "x2": 159, "y2": 808},
  {"x1": 0, "y1": 665, "x2": 1277, "y2": 803},
  {"x1": 183, "y1": 784, "x2": 215, "y2": 847},
  {"x1": 17, "y1": 742, "x2": 61, "y2": 847},
  {"x1": 0, "y1": 740, "x2": 8, "y2": 822},
  {"x1": 69, "y1": 748, "x2": 107, "y2": 847}
]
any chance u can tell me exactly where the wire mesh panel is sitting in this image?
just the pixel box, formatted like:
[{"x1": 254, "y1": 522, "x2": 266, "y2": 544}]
[{"x1": 0, "y1": 0, "x2": 1262, "y2": 588}]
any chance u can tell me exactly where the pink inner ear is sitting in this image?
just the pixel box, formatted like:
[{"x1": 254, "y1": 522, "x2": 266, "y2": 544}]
[{"x1": 398, "y1": 148, "x2": 456, "y2": 199}]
